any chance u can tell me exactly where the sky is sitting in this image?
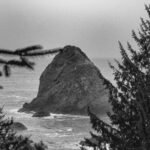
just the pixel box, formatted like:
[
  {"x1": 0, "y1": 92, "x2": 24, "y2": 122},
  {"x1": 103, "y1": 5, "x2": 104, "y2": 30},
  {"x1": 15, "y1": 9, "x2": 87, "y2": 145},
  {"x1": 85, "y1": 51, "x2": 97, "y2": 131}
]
[{"x1": 0, "y1": 0, "x2": 149, "y2": 58}]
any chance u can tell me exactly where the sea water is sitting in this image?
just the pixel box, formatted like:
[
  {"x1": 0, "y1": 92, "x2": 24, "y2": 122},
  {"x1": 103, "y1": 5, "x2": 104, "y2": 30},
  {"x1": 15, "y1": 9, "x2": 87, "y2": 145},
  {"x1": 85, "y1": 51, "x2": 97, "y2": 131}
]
[{"x1": 0, "y1": 56, "x2": 115, "y2": 150}]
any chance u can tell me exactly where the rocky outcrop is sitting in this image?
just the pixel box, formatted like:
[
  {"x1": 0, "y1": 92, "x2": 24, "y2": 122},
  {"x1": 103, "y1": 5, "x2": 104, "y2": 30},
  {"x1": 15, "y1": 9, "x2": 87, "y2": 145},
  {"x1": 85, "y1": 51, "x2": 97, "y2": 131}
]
[
  {"x1": 19, "y1": 45, "x2": 110, "y2": 116},
  {"x1": 32, "y1": 111, "x2": 50, "y2": 117},
  {"x1": 11, "y1": 122, "x2": 27, "y2": 131}
]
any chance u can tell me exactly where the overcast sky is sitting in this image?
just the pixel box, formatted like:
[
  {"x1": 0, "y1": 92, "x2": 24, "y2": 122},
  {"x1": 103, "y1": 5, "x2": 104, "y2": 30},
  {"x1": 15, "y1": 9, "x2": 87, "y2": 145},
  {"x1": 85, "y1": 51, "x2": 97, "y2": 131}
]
[{"x1": 0, "y1": 0, "x2": 149, "y2": 58}]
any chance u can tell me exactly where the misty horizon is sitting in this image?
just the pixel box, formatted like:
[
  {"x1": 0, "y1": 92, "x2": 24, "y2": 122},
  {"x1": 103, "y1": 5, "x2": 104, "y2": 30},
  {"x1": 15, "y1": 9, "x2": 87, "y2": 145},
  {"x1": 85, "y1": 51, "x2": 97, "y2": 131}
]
[{"x1": 0, "y1": 0, "x2": 149, "y2": 58}]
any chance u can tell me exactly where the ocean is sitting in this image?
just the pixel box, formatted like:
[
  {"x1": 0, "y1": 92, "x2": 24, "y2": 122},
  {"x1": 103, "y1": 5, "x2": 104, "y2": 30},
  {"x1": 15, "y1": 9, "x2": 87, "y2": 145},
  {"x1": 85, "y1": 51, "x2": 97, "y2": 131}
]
[{"x1": 0, "y1": 56, "x2": 116, "y2": 150}]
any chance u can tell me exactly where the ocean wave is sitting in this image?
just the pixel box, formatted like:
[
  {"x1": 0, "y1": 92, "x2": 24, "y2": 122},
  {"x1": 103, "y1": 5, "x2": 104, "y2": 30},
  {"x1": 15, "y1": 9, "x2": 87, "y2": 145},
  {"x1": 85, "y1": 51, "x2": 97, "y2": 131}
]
[
  {"x1": 57, "y1": 128, "x2": 73, "y2": 132},
  {"x1": 6, "y1": 108, "x2": 89, "y2": 120},
  {"x1": 6, "y1": 108, "x2": 34, "y2": 118},
  {"x1": 0, "y1": 95, "x2": 28, "y2": 100},
  {"x1": 49, "y1": 113, "x2": 89, "y2": 119},
  {"x1": 11, "y1": 95, "x2": 28, "y2": 100},
  {"x1": 44, "y1": 132, "x2": 71, "y2": 138},
  {"x1": 42, "y1": 115, "x2": 55, "y2": 119},
  {"x1": 67, "y1": 128, "x2": 73, "y2": 132},
  {"x1": 44, "y1": 132, "x2": 59, "y2": 137}
]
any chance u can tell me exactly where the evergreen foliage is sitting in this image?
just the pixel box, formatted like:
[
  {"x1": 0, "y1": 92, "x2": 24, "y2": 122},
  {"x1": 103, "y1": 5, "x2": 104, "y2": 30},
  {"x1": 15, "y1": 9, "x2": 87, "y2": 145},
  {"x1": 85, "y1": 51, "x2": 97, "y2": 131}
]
[{"x1": 81, "y1": 4, "x2": 150, "y2": 150}]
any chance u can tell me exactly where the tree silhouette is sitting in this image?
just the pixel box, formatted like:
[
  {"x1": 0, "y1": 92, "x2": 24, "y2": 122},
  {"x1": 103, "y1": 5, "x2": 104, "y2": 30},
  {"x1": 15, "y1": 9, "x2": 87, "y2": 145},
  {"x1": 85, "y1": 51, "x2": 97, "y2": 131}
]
[{"x1": 81, "y1": 4, "x2": 150, "y2": 150}]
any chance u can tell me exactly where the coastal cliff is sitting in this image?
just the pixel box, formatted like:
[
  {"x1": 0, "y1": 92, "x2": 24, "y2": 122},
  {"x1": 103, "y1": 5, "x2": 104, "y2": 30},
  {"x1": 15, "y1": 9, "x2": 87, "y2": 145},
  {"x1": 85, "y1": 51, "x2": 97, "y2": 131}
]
[{"x1": 19, "y1": 46, "x2": 110, "y2": 116}]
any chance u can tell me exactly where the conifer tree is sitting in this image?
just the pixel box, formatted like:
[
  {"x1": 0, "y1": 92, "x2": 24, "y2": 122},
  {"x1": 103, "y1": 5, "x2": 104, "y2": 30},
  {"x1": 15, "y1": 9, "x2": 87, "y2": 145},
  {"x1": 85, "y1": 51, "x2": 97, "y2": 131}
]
[{"x1": 81, "y1": 4, "x2": 150, "y2": 150}]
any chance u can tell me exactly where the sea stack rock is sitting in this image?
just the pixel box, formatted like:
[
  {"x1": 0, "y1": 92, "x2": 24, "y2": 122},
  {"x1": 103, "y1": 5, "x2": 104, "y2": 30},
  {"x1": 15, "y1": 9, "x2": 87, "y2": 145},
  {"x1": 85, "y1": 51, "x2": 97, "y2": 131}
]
[{"x1": 19, "y1": 45, "x2": 109, "y2": 116}]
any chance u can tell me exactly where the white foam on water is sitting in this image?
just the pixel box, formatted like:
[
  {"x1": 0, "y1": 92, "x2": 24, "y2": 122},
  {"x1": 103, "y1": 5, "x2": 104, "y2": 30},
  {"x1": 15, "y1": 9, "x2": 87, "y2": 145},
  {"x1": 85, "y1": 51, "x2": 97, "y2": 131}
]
[
  {"x1": 7, "y1": 108, "x2": 19, "y2": 113},
  {"x1": 35, "y1": 113, "x2": 85, "y2": 120},
  {"x1": 67, "y1": 128, "x2": 73, "y2": 132},
  {"x1": 6, "y1": 108, "x2": 89, "y2": 120},
  {"x1": 42, "y1": 114, "x2": 55, "y2": 119},
  {"x1": 57, "y1": 134, "x2": 70, "y2": 137},
  {"x1": 6, "y1": 108, "x2": 34, "y2": 118},
  {"x1": 0, "y1": 94, "x2": 28, "y2": 100},
  {"x1": 44, "y1": 132, "x2": 60, "y2": 138},
  {"x1": 10, "y1": 95, "x2": 28, "y2": 100},
  {"x1": 50, "y1": 113, "x2": 89, "y2": 119},
  {"x1": 27, "y1": 126, "x2": 47, "y2": 132}
]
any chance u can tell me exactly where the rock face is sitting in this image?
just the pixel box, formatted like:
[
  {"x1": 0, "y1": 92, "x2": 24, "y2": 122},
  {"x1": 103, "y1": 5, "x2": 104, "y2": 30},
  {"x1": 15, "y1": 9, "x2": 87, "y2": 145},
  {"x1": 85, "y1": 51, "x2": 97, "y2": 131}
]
[
  {"x1": 11, "y1": 122, "x2": 27, "y2": 131},
  {"x1": 19, "y1": 45, "x2": 109, "y2": 116},
  {"x1": 32, "y1": 111, "x2": 50, "y2": 117}
]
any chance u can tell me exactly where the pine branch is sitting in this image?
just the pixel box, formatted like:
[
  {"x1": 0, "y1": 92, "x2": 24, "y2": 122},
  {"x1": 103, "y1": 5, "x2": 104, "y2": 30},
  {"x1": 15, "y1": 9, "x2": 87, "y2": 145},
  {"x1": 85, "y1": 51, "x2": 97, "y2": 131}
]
[
  {"x1": 88, "y1": 107, "x2": 120, "y2": 136},
  {"x1": 0, "y1": 47, "x2": 62, "y2": 57},
  {"x1": 3, "y1": 65, "x2": 10, "y2": 77},
  {"x1": 15, "y1": 45, "x2": 43, "y2": 54},
  {"x1": 145, "y1": 4, "x2": 150, "y2": 18},
  {"x1": 140, "y1": 18, "x2": 148, "y2": 33},
  {"x1": 0, "y1": 49, "x2": 16, "y2": 56},
  {"x1": 127, "y1": 42, "x2": 138, "y2": 60},
  {"x1": 22, "y1": 48, "x2": 62, "y2": 57},
  {"x1": 132, "y1": 30, "x2": 141, "y2": 46},
  {"x1": 20, "y1": 57, "x2": 34, "y2": 70}
]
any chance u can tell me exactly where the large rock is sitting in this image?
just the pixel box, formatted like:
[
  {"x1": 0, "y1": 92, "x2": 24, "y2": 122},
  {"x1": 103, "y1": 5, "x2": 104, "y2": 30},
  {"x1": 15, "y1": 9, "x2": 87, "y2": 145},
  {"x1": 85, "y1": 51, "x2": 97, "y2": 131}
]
[
  {"x1": 32, "y1": 111, "x2": 50, "y2": 117},
  {"x1": 11, "y1": 122, "x2": 27, "y2": 131},
  {"x1": 19, "y1": 45, "x2": 110, "y2": 116}
]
